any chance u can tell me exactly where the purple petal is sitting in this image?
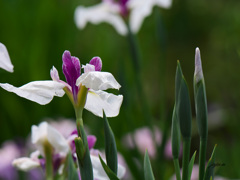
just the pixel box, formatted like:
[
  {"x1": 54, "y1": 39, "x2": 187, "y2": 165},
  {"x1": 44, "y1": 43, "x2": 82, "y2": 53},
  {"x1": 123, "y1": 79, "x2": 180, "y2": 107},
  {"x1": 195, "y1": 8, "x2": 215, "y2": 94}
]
[
  {"x1": 71, "y1": 129, "x2": 78, "y2": 136},
  {"x1": 87, "y1": 135, "x2": 97, "y2": 150},
  {"x1": 53, "y1": 154, "x2": 62, "y2": 174},
  {"x1": 89, "y1": 57, "x2": 102, "y2": 71},
  {"x1": 119, "y1": 0, "x2": 129, "y2": 16},
  {"x1": 62, "y1": 51, "x2": 81, "y2": 101}
]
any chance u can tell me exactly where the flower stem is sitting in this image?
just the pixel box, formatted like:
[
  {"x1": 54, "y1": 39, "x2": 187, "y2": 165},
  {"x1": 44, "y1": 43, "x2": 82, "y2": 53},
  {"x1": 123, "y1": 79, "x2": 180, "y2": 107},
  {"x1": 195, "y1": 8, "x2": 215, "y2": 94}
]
[
  {"x1": 44, "y1": 141, "x2": 53, "y2": 180},
  {"x1": 74, "y1": 91, "x2": 93, "y2": 180},
  {"x1": 182, "y1": 138, "x2": 191, "y2": 180},
  {"x1": 199, "y1": 138, "x2": 207, "y2": 180},
  {"x1": 127, "y1": 23, "x2": 152, "y2": 128},
  {"x1": 173, "y1": 158, "x2": 181, "y2": 180}
]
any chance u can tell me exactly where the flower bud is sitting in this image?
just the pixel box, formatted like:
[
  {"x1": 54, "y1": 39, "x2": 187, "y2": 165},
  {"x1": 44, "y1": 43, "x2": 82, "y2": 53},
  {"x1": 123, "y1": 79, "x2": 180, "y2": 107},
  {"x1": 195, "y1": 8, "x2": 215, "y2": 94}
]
[{"x1": 194, "y1": 47, "x2": 208, "y2": 139}]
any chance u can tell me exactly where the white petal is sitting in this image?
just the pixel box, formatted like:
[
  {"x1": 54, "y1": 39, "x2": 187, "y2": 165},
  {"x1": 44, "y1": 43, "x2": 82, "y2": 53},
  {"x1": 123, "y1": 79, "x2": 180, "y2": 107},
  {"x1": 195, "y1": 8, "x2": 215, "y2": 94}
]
[
  {"x1": 47, "y1": 123, "x2": 70, "y2": 155},
  {"x1": 0, "y1": 43, "x2": 14, "y2": 72},
  {"x1": 76, "y1": 71, "x2": 121, "y2": 91},
  {"x1": 74, "y1": 3, "x2": 128, "y2": 36},
  {"x1": 12, "y1": 157, "x2": 40, "y2": 171},
  {"x1": 0, "y1": 80, "x2": 65, "y2": 105},
  {"x1": 117, "y1": 162, "x2": 126, "y2": 179},
  {"x1": 85, "y1": 90, "x2": 123, "y2": 117},
  {"x1": 128, "y1": 0, "x2": 154, "y2": 33},
  {"x1": 155, "y1": 0, "x2": 172, "y2": 8},
  {"x1": 128, "y1": 0, "x2": 172, "y2": 33},
  {"x1": 32, "y1": 122, "x2": 69, "y2": 156},
  {"x1": 31, "y1": 122, "x2": 48, "y2": 155},
  {"x1": 82, "y1": 63, "x2": 95, "y2": 73}
]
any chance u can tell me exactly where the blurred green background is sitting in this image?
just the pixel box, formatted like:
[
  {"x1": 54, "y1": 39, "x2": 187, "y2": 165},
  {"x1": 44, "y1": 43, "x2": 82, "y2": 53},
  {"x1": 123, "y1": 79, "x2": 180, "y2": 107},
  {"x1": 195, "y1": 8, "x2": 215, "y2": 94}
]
[{"x1": 0, "y1": 0, "x2": 240, "y2": 179}]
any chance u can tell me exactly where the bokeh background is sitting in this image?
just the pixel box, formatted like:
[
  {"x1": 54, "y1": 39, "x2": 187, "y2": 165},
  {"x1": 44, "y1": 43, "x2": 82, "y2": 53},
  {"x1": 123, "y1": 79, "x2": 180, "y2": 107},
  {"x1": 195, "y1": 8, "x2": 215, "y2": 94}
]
[{"x1": 0, "y1": 0, "x2": 240, "y2": 179}]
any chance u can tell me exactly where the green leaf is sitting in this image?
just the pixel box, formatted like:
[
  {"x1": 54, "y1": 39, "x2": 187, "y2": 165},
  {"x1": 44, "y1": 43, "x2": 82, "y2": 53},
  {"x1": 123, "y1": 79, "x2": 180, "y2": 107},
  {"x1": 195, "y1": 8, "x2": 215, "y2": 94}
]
[
  {"x1": 103, "y1": 111, "x2": 118, "y2": 174},
  {"x1": 144, "y1": 150, "x2": 155, "y2": 180},
  {"x1": 177, "y1": 78, "x2": 192, "y2": 139},
  {"x1": 188, "y1": 151, "x2": 197, "y2": 180},
  {"x1": 175, "y1": 61, "x2": 183, "y2": 102},
  {"x1": 194, "y1": 80, "x2": 208, "y2": 139},
  {"x1": 175, "y1": 61, "x2": 192, "y2": 139},
  {"x1": 99, "y1": 155, "x2": 120, "y2": 180},
  {"x1": 204, "y1": 145, "x2": 217, "y2": 180},
  {"x1": 75, "y1": 125, "x2": 93, "y2": 180},
  {"x1": 67, "y1": 153, "x2": 79, "y2": 180},
  {"x1": 171, "y1": 105, "x2": 181, "y2": 159}
]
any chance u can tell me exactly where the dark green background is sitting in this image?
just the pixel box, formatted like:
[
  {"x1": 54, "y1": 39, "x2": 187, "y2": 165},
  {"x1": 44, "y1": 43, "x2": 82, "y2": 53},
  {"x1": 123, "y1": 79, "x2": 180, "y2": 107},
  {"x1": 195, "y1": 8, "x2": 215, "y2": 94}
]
[{"x1": 0, "y1": 0, "x2": 240, "y2": 179}]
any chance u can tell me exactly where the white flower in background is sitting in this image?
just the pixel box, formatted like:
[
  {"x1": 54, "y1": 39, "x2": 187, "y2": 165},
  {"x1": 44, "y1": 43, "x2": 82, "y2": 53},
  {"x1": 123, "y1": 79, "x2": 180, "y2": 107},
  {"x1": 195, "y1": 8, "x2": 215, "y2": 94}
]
[
  {"x1": 128, "y1": 0, "x2": 172, "y2": 33},
  {"x1": 0, "y1": 42, "x2": 14, "y2": 72},
  {"x1": 90, "y1": 149, "x2": 126, "y2": 180},
  {"x1": 31, "y1": 122, "x2": 70, "y2": 156},
  {"x1": 12, "y1": 122, "x2": 70, "y2": 172},
  {"x1": 75, "y1": 2, "x2": 128, "y2": 36},
  {"x1": 0, "y1": 50, "x2": 123, "y2": 117},
  {"x1": 74, "y1": 0, "x2": 172, "y2": 36}
]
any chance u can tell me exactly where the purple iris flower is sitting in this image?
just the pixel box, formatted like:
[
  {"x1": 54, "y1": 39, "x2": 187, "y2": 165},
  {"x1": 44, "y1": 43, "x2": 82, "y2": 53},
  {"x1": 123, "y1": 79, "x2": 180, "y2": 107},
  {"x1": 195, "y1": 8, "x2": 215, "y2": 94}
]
[{"x1": 61, "y1": 51, "x2": 102, "y2": 103}]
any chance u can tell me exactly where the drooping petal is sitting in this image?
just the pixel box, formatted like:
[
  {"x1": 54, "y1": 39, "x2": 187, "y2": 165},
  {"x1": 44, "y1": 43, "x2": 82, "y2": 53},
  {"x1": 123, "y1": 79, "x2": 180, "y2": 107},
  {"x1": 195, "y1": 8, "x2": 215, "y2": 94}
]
[
  {"x1": 84, "y1": 90, "x2": 123, "y2": 117},
  {"x1": 12, "y1": 157, "x2": 40, "y2": 171},
  {"x1": 0, "y1": 81, "x2": 65, "y2": 105},
  {"x1": 89, "y1": 57, "x2": 102, "y2": 71},
  {"x1": 74, "y1": 3, "x2": 128, "y2": 36},
  {"x1": 50, "y1": 66, "x2": 72, "y2": 91},
  {"x1": 76, "y1": 71, "x2": 121, "y2": 91},
  {"x1": 91, "y1": 155, "x2": 126, "y2": 180},
  {"x1": 31, "y1": 122, "x2": 69, "y2": 157},
  {"x1": 128, "y1": 0, "x2": 172, "y2": 33},
  {"x1": 0, "y1": 43, "x2": 14, "y2": 72}
]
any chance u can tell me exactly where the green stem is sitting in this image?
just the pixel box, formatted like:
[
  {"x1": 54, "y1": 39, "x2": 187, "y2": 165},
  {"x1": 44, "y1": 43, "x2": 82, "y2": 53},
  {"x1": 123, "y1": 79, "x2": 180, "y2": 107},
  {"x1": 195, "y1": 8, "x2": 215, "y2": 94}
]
[
  {"x1": 182, "y1": 138, "x2": 191, "y2": 180},
  {"x1": 75, "y1": 109, "x2": 83, "y2": 137},
  {"x1": 44, "y1": 141, "x2": 53, "y2": 180},
  {"x1": 74, "y1": 86, "x2": 93, "y2": 180},
  {"x1": 127, "y1": 23, "x2": 152, "y2": 128},
  {"x1": 199, "y1": 139, "x2": 207, "y2": 180},
  {"x1": 173, "y1": 158, "x2": 181, "y2": 180}
]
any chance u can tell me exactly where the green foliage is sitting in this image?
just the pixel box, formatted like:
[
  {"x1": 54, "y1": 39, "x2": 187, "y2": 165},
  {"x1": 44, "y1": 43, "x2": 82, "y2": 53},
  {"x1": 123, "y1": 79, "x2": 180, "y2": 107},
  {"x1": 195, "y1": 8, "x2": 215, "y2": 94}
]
[
  {"x1": 204, "y1": 145, "x2": 217, "y2": 180},
  {"x1": 75, "y1": 125, "x2": 93, "y2": 180},
  {"x1": 188, "y1": 151, "x2": 197, "y2": 180},
  {"x1": 67, "y1": 153, "x2": 79, "y2": 180},
  {"x1": 171, "y1": 105, "x2": 181, "y2": 159},
  {"x1": 99, "y1": 155, "x2": 120, "y2": 180},
  {"x1": 175, "y1": 62, "x2": 192, "y2": 140},
  {"x1": 103, "y1": 111, "x2": 118, "y2": 174},
  {"x1": 194, "y1": 79, "x2": 208, "y2": 140},
  {"x1": 144, "y1": 150, "x2": 155, "y2": 180}
]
